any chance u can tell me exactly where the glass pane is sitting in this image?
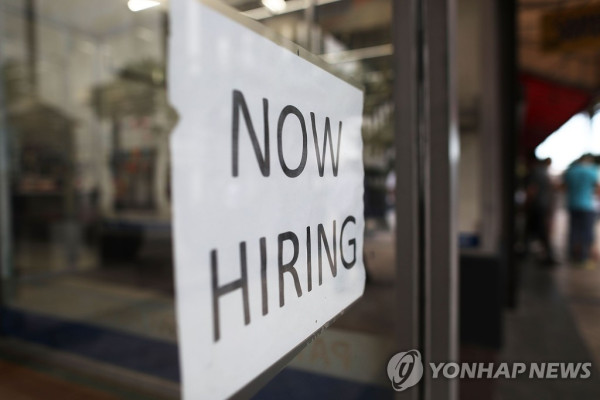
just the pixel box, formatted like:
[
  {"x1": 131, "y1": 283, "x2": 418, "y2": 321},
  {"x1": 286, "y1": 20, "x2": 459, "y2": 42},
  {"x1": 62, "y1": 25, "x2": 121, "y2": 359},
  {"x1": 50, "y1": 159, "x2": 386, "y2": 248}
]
[
  {"x1": 1, "y1": 0, "x2": 398, "y2": 397},
  {"x1": 1, "y1": 0, "x2": 178, "y2": 385}
]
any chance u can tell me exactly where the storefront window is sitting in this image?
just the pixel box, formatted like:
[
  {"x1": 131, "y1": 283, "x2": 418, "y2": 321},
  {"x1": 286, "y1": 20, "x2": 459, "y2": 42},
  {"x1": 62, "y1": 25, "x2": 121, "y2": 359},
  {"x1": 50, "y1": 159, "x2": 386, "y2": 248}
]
[{"x1": 0, "y1": 0, "x2": 396, "y2": 397}]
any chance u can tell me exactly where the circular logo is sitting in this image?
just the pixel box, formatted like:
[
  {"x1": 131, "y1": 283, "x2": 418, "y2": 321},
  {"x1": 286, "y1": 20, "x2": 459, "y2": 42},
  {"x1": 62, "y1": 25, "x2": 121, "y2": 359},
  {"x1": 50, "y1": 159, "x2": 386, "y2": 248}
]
[{"x1": 387, "y1": 350, "x2": 424, "y2": 391}]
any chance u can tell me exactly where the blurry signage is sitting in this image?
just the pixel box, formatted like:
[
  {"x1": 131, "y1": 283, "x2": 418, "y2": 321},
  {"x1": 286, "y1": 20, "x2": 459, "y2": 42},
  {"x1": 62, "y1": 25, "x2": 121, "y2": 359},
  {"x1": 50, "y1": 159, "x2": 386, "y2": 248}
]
[
  {"x1": 541, "y1": 4, "x2": 600, "y2": 51},
  {"x1": 169, "y1": 1, "x2": 365, "y2": 398}
]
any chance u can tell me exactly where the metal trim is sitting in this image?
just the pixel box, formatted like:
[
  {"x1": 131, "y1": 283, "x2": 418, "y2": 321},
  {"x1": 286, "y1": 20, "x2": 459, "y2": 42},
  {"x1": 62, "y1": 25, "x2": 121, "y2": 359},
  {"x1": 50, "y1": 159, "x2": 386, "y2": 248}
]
[
  {"x1": 392, "y1": 0, "x2": 421, "y2": 399},
  {"x1": 0, "y1": 5, "x2": 13, "y2": 295},
  {"x1": 422, "y1": 0, "x2": 459, "y2": 398}
]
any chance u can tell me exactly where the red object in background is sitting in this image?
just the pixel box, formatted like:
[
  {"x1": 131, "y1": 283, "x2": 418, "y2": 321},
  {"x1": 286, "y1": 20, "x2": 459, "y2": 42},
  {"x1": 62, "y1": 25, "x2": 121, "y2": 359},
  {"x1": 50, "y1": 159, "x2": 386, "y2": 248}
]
[{"x1": 520, "y1": 74, "x2": 591, "y2": 153}]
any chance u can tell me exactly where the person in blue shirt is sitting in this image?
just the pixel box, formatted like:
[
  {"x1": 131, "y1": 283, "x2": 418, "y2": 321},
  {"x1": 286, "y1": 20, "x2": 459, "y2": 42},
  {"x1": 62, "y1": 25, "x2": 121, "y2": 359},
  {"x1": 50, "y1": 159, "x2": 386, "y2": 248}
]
[{"x1": 563, "y1": 154, "x2": 600, "y2": 264}]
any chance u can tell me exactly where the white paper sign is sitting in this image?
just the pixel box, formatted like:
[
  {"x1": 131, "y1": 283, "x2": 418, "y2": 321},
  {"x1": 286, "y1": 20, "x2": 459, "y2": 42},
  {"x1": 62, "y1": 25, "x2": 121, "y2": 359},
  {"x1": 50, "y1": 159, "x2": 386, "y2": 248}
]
[{"x1": 169, "y1": 1, "x2": 365, "y2": 398}]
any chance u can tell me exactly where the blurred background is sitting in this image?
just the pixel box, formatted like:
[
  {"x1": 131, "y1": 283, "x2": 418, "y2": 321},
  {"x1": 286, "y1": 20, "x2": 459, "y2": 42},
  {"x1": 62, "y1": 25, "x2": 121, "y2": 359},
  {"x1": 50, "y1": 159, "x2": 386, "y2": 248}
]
[{"x1": 0, "y1": 0, "x2": 599, "y2": 399}]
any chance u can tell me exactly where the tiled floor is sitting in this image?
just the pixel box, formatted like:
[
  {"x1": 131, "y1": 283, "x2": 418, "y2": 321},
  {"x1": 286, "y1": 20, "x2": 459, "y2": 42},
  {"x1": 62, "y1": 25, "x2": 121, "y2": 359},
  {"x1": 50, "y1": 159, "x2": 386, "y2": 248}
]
[
  {"x1": 7, "y1": 276, "x2": 177, "y2": 343},
  {"x1": 498, "y1": 260, "x2": 600, "y2": 399},
  {"x1": 496, "y1": 207, "x2": 600, "y2": 399},
  {"x1": 550, "y1": 207, "x2": 600, "y2": 367},
  {"x1": 555, "y1": 265, "x2": 600, "y2": 367}
]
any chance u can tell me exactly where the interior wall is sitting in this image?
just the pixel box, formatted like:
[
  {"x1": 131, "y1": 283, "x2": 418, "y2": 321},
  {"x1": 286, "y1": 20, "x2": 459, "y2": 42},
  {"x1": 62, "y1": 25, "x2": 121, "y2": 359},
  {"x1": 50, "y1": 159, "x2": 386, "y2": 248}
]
[{"x1": 457, "y1": 0, "x2": 483, "y2": 238}]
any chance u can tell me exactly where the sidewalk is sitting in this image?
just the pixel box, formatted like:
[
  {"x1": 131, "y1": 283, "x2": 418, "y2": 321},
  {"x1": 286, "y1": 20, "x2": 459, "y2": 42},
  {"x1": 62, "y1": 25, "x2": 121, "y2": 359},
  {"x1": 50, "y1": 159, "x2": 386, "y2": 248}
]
[{"x1": 498, "y1": 260, "x2": 600, "y2": 399}]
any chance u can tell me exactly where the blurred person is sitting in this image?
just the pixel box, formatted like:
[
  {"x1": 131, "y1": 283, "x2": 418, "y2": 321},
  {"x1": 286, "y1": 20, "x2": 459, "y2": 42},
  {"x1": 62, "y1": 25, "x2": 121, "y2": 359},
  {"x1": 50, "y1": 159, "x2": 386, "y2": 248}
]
[
  {"x1": 525, "y1": 156, "x2": 557, "y2": 265},
  {"x1": 563, "y1": 154, "x2": 600, "y2": 266}
]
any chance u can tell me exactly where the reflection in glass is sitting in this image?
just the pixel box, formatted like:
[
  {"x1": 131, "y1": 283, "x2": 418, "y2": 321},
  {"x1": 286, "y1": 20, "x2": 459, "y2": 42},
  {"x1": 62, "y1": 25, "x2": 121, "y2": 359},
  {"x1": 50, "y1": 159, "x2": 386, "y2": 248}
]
[{"x1": 1, "y1": 0, "x2": 396, "y2": 397}]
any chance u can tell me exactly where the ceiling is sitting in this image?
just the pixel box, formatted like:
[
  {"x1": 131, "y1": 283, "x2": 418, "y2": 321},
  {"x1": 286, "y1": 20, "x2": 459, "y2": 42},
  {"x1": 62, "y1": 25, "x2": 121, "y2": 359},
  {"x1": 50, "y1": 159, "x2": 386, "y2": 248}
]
[
  {"x1": 518, "y1": 0, "x2": 600, "y2": 94},
  {"x1": 2, "y1": 0, "x2": 164, "y2": 39}
]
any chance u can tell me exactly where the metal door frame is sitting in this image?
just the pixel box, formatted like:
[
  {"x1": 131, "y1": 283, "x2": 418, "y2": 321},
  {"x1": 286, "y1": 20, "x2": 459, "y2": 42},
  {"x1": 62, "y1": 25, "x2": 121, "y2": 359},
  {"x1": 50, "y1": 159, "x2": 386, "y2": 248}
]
[
  {"x1": 393, "y1": 1, "x2": 459, "y2": 399},
  {"x1": 0, "y1": 6, "x2": 12, "y2": 314}
]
